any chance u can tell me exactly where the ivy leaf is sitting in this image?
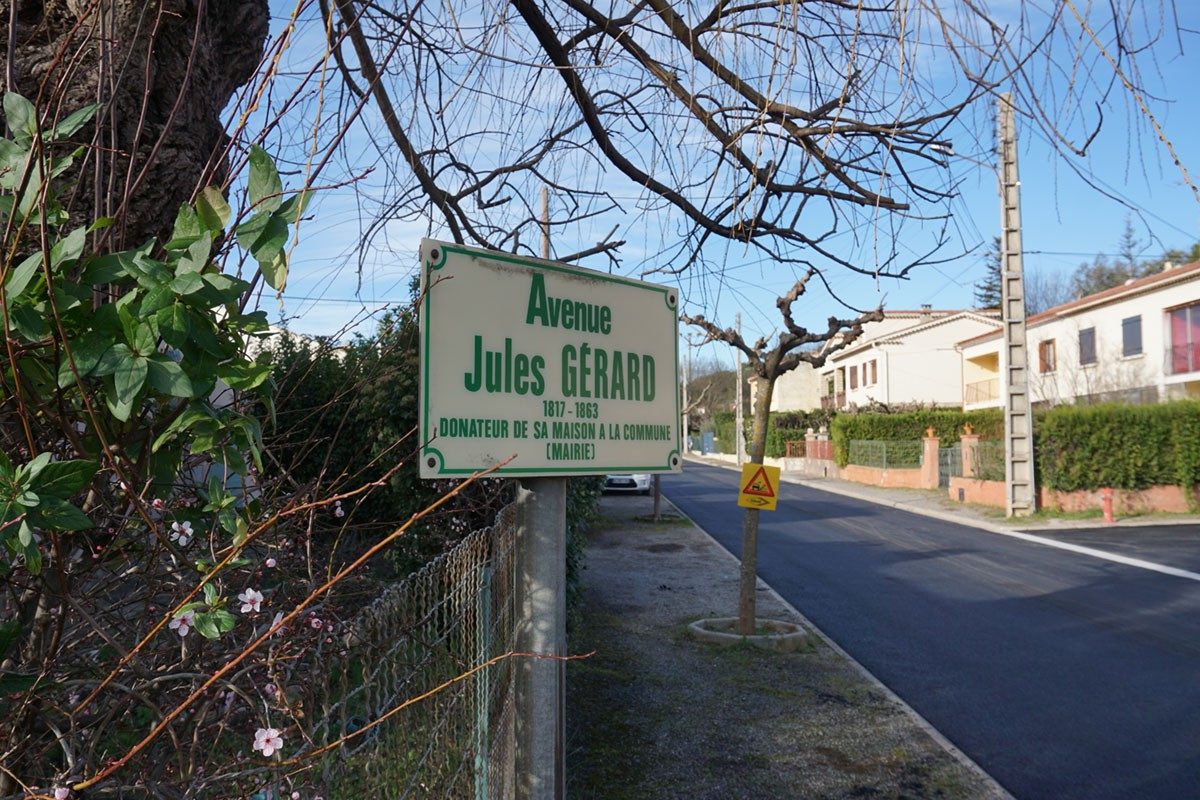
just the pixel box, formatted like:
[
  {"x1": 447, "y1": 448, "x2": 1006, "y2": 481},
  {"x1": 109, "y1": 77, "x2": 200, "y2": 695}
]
[
  {"x1": 195, "y1": 186, "x2": 231, "y2": 232},
  {"x1": 247, "y1": 145, "x2": 283, "y2": 213},
  {"x1": 213, "y1": 609, "x2": 236, "y2": 634},
  {"x1": 49, "y1": 227, "x2": 87, "y2": 272},
  {"x1": 16, "y1": 452, "x2": 51, "y2": 485},
  {"x1": 95, "y1": 342, "x2": 133, "y2": 377},
  {"x1": 105, "y1": 385, "x2": 136, "y2": 423},
  {"x1": 156, "y1": 304, "x2": 192, "y2": 349},
  {"x1": 147, "y1": 356, "x2": 195, "y2": 398},
  {"x1": 59, "y1": 337, "x2": 114, "y2": 387},
  {"x1": 170, "y1": 271, "x2": 205, "y2": 296},
  {"x1": 29, "y1": 460, "x2": 97, "y2": 499},
  {"x1": 275, "y1": 189, "x2": 312, "y2": 222},
  {"x1": 10, "y1": 305, "x2": 47, "y2": 341},
  {"x1": 177, "y1": 233, "x2": 213, "y2": 275},
  {"x1": 31, "y1": 498, "x2": 93, "y2": 531},
  {"x1": 3, "y1": 92, "x2": 37, "y2": 146},
  {"x1": 167, "y1": 204, "x2": 203, "y2": 250},
  {"x1": 192, "y1": 613, "x2": 219, "y2": 639},
  {"x1": 114, "y1": 353, "x2": 149, "y2": 403},
  {"x1": 49, "y1": 102, "x2": 99, "y2": 140},
  {"x1": 3, "y1": 251, "x2": 42, "y2": 302}
]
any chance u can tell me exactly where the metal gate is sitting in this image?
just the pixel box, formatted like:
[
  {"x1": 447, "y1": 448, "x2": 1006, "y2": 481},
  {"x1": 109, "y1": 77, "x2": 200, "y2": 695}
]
[{"x1": 938, "y1": 445, "x2": 961, "y2": 488}]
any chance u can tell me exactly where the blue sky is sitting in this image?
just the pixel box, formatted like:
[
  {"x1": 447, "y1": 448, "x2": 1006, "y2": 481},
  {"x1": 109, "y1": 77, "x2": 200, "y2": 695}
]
[{"x1": 249, "y1": 2, "x2": 1200, "y2": 363}]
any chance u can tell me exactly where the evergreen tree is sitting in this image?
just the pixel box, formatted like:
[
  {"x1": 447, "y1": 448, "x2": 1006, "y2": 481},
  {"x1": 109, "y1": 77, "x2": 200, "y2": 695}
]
[{"x1": 973, "y1": 237, "x2": 1003, "y2": 311}]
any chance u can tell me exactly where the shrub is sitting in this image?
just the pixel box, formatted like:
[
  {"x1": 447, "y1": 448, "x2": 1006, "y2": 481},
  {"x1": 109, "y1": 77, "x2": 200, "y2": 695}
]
[
  {"x1": 830, "y1": 409, "x2": 1003, "y2": 466},
  {"x1": 1036, "y1": 401, "x2": 1200, "y2": 497}
]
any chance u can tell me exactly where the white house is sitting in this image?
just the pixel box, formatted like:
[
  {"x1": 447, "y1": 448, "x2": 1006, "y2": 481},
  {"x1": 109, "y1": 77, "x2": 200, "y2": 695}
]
[
  {"x1": 958, "y1": 260, "x2": 1200, "y2": 409},
  {"x1": 759, "y1": 309, "x2": 1002, "y2": 412}
]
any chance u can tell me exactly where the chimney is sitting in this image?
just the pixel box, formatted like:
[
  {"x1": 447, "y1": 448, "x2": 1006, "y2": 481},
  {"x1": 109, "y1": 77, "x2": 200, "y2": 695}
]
[
  {"x1": 920, "y1": 303, "x2": 932, "y2": 318},
  {"x1": 1162, "y1": 260, "x2": 1174, "y2": 272}
]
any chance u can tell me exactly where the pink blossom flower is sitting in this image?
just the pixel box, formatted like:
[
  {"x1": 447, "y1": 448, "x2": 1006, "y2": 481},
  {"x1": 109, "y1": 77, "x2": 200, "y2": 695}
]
[
  {"x1": 264, "y1": 683, "x2": 277, "y2": 697},
  {"x1": 270, "y1": 611, "x2": 286, "y2": 637},
  {"x1": 253, "y1": 727, "x2": 284, "y2": 758},
  {"x1": 292, "y1": 793, "x2": 301, "y2": 800},
  {"x1": 168, "y1": 610, "x2": 196, "y2": 638},
  {"x1": 309, "y1": 616, "x2": 323, "y2": 631},
  {"x1": 54, "y1": 788, "x2": 69, "y2": 799},
  {"x1": 265, "y1": 557, "x2": 277, "y2": 568},
  {"x1": 169, "y1": 520, "x2": 193, "y2": 547},
  {"x1": 333, "y1": 500, "x2": 344, "y2": 519},
  {"x1": 151, "y1": 498, "x2": 165, "y2": 511},
  {"x1": 238, "y1": 588, "x2": 264, "y2": 614}
]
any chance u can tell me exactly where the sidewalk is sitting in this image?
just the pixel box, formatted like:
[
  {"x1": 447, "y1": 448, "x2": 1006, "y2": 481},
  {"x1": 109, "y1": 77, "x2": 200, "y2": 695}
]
[{"x1": 566, "y1": 494, "x2": 1009, "y2": 800}]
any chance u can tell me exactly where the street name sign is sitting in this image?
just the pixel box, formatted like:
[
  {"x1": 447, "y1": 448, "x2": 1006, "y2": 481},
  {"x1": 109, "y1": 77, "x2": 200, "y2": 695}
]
[
  {"x1": 737, "y1": 463, "x2": 780, "y2": 511},
  {"x1": 418, "y1": 239, "x2": 681, "y2": 478}
]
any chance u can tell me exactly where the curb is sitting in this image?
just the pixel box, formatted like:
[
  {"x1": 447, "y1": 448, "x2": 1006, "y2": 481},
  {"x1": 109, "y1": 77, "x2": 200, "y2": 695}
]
[{"x1": 662, "y1": 495, "x2": 1016, "y2": 800}]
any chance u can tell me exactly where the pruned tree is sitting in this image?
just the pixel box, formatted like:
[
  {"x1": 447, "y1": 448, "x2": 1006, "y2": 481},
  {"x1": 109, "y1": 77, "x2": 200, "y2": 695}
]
[{"x1": 683, "y1": 272, "x2": 883, "y2": 634}]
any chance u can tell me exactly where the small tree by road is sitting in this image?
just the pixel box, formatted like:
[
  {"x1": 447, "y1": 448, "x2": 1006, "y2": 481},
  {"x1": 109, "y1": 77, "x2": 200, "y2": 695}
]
[{"x1": 683, "y1": 272, "x2": 882, "y2": 635}]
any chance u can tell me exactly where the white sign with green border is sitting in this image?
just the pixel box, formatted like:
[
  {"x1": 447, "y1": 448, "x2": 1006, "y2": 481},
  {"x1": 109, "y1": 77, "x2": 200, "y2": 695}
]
[{"x1": 419, "y1": 239, "x2": 681, "y2": 478}]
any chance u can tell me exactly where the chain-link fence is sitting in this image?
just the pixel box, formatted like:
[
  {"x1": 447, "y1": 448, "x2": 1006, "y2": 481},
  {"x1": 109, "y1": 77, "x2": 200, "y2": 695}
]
[
  {"x1": 308, "y1": 502, "x2": 519, "y2": 799},
  {"x1": 847, "y1": 440, "x2": 923, "y2": 469},
  {"x1": 965, "y1": 440, "x2": 1006, "y2": 481}
]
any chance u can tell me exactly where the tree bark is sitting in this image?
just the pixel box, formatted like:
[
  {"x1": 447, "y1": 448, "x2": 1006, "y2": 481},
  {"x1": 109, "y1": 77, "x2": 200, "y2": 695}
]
[
  {"x1": 737, "y1": 373, "x2": 775, "y2": 634},
  {"x1": 0, "y1": 0, "x2": 269, "y2": 248}
]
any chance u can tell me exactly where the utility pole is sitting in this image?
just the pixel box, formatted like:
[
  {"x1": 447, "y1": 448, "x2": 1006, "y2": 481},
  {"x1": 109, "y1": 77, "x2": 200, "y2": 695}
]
[
  {"x1": 734, "y1": 312, "x2": 745, "y2": 466},
  {"x1": 997, "y1": 94, "x2": 1037, "y2": 517},
  {"x1": 515, "y1": 186, "x2": 567, "y2": 799},
  {"x1": 681, "y1": 344, "x2": 690, "y2": 452}
]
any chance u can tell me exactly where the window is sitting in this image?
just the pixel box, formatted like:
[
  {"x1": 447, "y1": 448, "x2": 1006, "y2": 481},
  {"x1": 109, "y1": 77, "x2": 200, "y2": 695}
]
[
  {"x1": 1079, "y1": 327, "x2": 1096, "y2": 365},
  {"x1": 849, "y1": 365, "x2": 858, "y2": 389},
  {"x1": 1122, "y1": 315, "x2": 1143, "y2": 357},
  {"x1": 1168, "y1": 302, "x2": 1200, "y2": 374},
  {"x1": 1038, "y1": 339, "x2": 1056, "y2": 373},
  {"x1": 868, "y1": 359, "x2": 878, "y2": 385}
]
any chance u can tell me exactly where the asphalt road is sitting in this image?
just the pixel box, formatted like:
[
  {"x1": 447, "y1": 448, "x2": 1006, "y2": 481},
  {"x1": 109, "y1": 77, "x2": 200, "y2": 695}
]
[{"x1": 663, "y1": 463, "x2": 1200, "y2": 800}]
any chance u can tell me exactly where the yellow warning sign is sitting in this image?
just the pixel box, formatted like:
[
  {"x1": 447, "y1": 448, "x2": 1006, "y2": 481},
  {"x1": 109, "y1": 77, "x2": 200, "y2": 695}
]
[{"x1": 737, "y1": 463, "x2": 781, "y2": 511}]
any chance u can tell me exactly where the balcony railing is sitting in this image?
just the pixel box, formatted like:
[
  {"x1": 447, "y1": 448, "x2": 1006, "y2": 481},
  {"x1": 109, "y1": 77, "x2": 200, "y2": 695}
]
[
  {"x1": 964, "y1": 378, "x2": 1000, "y2": 404},
  {"x1": 819, "y1": 392, "x2": 846, "y2": 410},
  {"x1": 1166, "y1": 343, "x2": 1200, "y2": 376}
]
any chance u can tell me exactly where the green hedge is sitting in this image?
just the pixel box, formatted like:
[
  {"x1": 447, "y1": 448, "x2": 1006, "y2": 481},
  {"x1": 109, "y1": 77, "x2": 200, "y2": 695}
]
[
  {"x1": 710, "y1": 409, "x2": 836, "y2": 457},
  {"x1": 830, "y1": 409, "x2": 1004, "y2": 467},
  {"x1": 764, "y1": 410, "x2": 836, "y2": 458},
  {"x1": 1036, "y1": 401, "x2": 1200, "y2": 494},
  {"x1": 711, "y1": 410, "x2": 737, "y2": 454}
]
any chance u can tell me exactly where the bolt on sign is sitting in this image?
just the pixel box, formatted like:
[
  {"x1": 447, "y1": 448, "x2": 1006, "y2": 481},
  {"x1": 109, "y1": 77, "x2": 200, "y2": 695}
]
[
  {"x1": 737, "y1": 463, "x2": 780, "y2": 511},
  {"x1": 418, "y1": 239, "x2": 682, "y2": 478}
]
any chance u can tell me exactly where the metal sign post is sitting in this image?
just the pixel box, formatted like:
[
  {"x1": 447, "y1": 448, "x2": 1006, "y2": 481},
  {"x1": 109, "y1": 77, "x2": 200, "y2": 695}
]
[{"x1": 417, "y1": 238, "x2": 681, "y2": 798}]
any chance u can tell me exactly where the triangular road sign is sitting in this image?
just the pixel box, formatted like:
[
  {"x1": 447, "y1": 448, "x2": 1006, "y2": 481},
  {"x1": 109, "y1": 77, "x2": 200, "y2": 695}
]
[
  {"x1": 741, "y1": 466, "x2": 776, "y2": 497},
  {"x1": 737, "y1": 463, "x2": 781, "y2": 511}
]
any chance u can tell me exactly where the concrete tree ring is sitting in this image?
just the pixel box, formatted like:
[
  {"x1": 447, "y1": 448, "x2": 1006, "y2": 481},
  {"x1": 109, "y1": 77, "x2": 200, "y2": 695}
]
[{"x1": 688, "y1": 617, "x2": 808, "y2": 653}]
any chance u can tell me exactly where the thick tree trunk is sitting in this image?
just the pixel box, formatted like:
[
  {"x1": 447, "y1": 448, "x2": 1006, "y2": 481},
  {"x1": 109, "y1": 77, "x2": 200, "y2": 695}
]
[
  {"x1": 737, "y1": 374, "x2": 775, "y2": 635},
  {"x1": 0, "y1": 0, "x2": 269, "y2": 248}
]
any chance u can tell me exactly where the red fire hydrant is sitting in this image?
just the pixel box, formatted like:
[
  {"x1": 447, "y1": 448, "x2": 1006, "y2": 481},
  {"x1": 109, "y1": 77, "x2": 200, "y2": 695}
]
[{"x1": 1101, "y1": 487, "x2": 1115, "y2": 524}]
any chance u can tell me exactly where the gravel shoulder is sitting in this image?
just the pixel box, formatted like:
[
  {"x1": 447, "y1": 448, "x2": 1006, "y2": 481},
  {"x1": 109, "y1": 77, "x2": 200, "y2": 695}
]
[{"x1": 566, "y1": 494, "x2": 1009, "y2": 800}]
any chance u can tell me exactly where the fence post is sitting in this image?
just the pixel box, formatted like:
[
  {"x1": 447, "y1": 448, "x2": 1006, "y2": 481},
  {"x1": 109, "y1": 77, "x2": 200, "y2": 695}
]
[
  {"x1": 804, "y1": 427, "x2": 817, "y2": 459},
  {"x1": 514, "y1": 478, "x2": 567, "y2": 800},
  {"x1": 475, "y1": 563, "x2": 492, "y2": 800},
  {"x1": 961, "y1": 426, "x2": 980, "y2": 480},
  {"x1": 921, "y1": 428, "x2": 940, "y2": 489}
]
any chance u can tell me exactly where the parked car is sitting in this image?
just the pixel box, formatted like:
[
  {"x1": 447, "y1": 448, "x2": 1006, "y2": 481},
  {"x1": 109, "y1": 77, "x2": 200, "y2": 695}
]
[{"x1": 604, "y1": 473, "x2": 652, "y2": 494}]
